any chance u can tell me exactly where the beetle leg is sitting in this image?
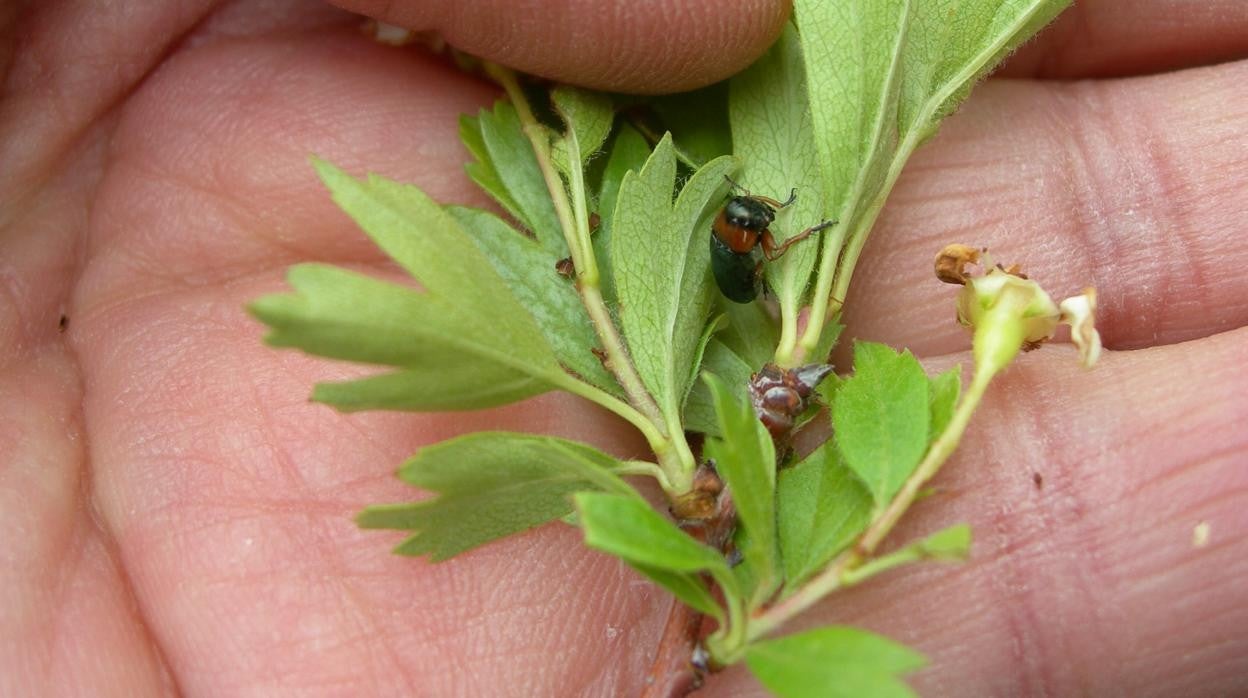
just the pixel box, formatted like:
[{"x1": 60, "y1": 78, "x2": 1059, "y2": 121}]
[{"x1": 762, "y1": 219, "x2": 838, "y2": 261}]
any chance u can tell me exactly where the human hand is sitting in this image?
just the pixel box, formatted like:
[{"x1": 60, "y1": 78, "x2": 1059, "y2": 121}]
[{"x1": 2, "y1": 0, "x2": 1245, "y2": 695}]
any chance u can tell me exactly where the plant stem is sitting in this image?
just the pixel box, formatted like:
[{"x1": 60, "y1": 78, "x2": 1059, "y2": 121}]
[
  {"x1": 745, "y1": 364, "x2": 997, "y2": 642},
  {"x1": 487, "y1": 63, "x2": 695, "y2": 492}
]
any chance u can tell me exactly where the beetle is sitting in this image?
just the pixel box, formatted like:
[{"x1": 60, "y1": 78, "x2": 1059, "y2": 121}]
[{"x1": 710, "y1": 178, "x2": 835, "y2": 303}]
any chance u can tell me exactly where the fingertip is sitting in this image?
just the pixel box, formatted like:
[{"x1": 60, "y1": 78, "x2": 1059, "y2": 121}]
[{"x1": 330, "y1": 0, "x2": 790, "y2": 93}]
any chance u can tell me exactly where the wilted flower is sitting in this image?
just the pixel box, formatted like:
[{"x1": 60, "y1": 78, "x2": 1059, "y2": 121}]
[{"x1": 936, "y1": 245, "x2": 1102, "y2": 375}]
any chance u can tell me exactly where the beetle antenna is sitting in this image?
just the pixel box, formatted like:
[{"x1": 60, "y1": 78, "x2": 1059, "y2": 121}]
[
  {"x1": 723, "y1": 174, "x2": 748, "y2": 195},
  {"x1": 779, "y1": 188, "x2": 798, "y2": 208}
]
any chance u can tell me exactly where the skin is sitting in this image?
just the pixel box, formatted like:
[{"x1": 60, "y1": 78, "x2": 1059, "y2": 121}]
[{"x1": 1, "y1": 0, "x2": 1246, "y2": 695}]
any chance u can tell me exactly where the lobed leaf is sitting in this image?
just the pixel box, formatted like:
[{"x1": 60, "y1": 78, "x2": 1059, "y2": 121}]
[
  {"x1": 358, "y1": 433, "x2": 637, "y2": 561},
  {"x1": 745, "y1": 626, "x2": 927, "y2": 698},
  {"x1": 832, "y1": 342, "x2": 931, "y2": 505},
  {"x1": 448, "y1": 206, "x2": 619, "y2": 395},
  {"x1": 461, "y1": 101, "x2": 567, "y2": 257},
  {"x1": 250, "y1": 163, "x2": 568, "y2": 412}
]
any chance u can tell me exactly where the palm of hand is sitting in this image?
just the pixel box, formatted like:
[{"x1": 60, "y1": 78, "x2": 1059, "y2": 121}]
[{"x1": 3, "y1": 2, "x2": 1245, "y2": 695}]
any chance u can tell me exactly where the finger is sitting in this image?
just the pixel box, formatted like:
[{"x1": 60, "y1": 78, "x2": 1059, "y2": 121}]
[
  {"x1": 839, "y1": 59, "x2": 1248, "y2": 360},
  {"x1": 328, "y1": 0, "x2": 790, "y2": 93},
  {"x1": 74, "y1": 28, "x2": 663, "y2": 694},
  {"x1": 1001, "y1": 0, "x2": 1248, "y2": 78},
  {"x1": 708, "y1": 327, "x2": 1248, "y2": 695}
]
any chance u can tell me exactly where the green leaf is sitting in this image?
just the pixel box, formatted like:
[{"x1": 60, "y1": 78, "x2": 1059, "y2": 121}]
[
  {"x1": 841, "y1": 522, "x2": 972, "y2": 586},
  {"x1": 928, "y1": 365, "x2": 962, "y2": 438},
  {"x1": 447, "y1": 206, "x2": 619, "y2": 395},
  {"x1": 594, "y1": 124, "x2": 652, "y2": 303},
  {"x1": 745, "y1": 626, "x2": 927, "y2": 698},
  {"x1": 647, "y1": 82, "x2": 733, "y2": 166},
  {"x1": 611, "y1": 136, "x2": 739, "y2": 423},
  {"x1": 792, "y1": 0, "x2": 1070, "y2": 331},
  {"x1": 461, "y1": 101, "x2": 567, "y2": 257},
  {"x1": 718, "y1": 300, "x2": 781, "y2": 369},
  {"x1": 917, "y1": 522, "x2": 972, "y2": 560},
  {"x1": 357, "y1": 433, "x2": 636, "y2": 560},
  {"x1": 551, "y1": 86, "x2": 614, "y2": 174},
  {"x1": 574, "y1": 492, "x2": 734, "y2": 576},
  {"x1": 702, "y1": 373, "x2": 779, "y2": 601},
  {"x1": 730, "y1": 23, "x2": 827, "y2": 313},
  {"x1": 833, "y1": 342, "x2": 931, "y2": 504},
  {"x1": 682, "y1": 340, "x2": 753, "y2": 436},
  {"x1": 629, "y1": 563, "x2": 724, "y2": 622},
  {"x1": 777, "y1": 441, "x2": 873, "y2": 590},
  {"x1": 575, "y1": 492, "x2": 738, "y2": 620},
  {"x1": 251, "y1": 163, "x2": 571, "y2": 411}
]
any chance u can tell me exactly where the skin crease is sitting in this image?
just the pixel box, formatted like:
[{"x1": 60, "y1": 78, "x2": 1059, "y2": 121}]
[{"x1": 0, "y1": 0, "x2": 1246, "y2": 695}]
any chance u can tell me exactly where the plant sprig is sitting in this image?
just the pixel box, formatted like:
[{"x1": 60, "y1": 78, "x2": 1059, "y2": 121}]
[{"x1": 251, "y1": 1, "x2": 1080, "y2": 695}]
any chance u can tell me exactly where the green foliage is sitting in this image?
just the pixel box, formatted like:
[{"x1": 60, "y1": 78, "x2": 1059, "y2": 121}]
[
  {"x1": 745, "y1": 626, "x2": 927, "y2": 698},
  {"x1": 610, "y1": 137, "x2": 739, "y2": 425},
  {"x1": 929, "y1": 365, "x2": 962, "y2": 437},
  {"x1": 730, "y1": 23, "x2": 826, "y2": 316},
  {"x1": 841, "y1": 523, "x2": 972, "y2": 586},
  {"x1": 790, "y1": 0, "x2": 1072, "y2": 351},
  {"x1": 594, "y1": 124, "x2": 651, "y2": 302},
  {"x1": 447, "y1": 206, "x2": 619, "y2": 395},
  {"x1": 358, "y1": 433, "x2": 636, "y2": 560},
  {"x1": 550, "y1": 86, "x2": 614, "y2": 175},
  {"x1": 460, "y1": 102, "x2": 566, "y2": 257},
  {"x1": 703, "y1": 373, "x2": 780, "y2": 600},
  {"x1": 251, "y1": 162, "x2": 569, "y2": 412},
  {"x1": 833, "y1": 343, "x2": 932, "y2": 505},
  {"x1": 574, "y1": 492, "x2": 738, "y2": 618},
  {"x1": 254, "y1": 2, "x2": 1073, "y2": 693},
  {"x1": 647, "y1": 82, "x2": 734, "y2": 166},
  {"x1": 777, "y1": 441, "x2": 873, "y2": 590}
]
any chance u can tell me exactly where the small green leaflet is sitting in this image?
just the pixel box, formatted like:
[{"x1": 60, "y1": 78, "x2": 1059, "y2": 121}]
[
  {"x1": 594, "y1": 124, "x2": 652, "y2": 303},
  {"x1": 251, "y1": 161, "x2": 568, "y2": 412},
  {"x1": 702, "y1": 373, "x2": 779, "y2": 601},
  {"x1": 448, "y1": 206, "x2": 619, "y2": 396},
  {"x1": 357, "y1": 433, "x2": 636, "y2": 561},
  {"x1": 647, "y1": 82, "x2": 733, "y2": 167},
  {"x1": 550, "y1": 86, "x2": 614, "y2": 175},
  {"x1": 610, "y1": 136, "x2": 738, "y2": 427},
  {"x1": 574, "y1": 492, "x2": 738, "y2": 616},
  {"x1": 460, "y1": 101, "x2": 567, "y2": 258},
  {"x1": 929, "y1": 365, "x2": 961, "y2": 438},
  {"x1": 916, "y1": 522, "x2": 972, "y2": 559},
  {"x1": 682, "y1": 340, "x2": 752, "y2": 436},
  {"x1": 833, "y1": 342, "x2": 931, "y2": 505},
  {"x1": 730, "y1": 23, "x2": 826, "y2": 315},
  {"x1": 683, "y1": 302, "x2": 780, "y2": 435},
  {"x1": 777, "y1": 440, "x2": 873, "y2": 591},
  {"x1": 842, "y1": 523, "x2": 972, "y2": 586},
  {"x1": 745, "y1": 626, "x2": 927, "y2": 698}
]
